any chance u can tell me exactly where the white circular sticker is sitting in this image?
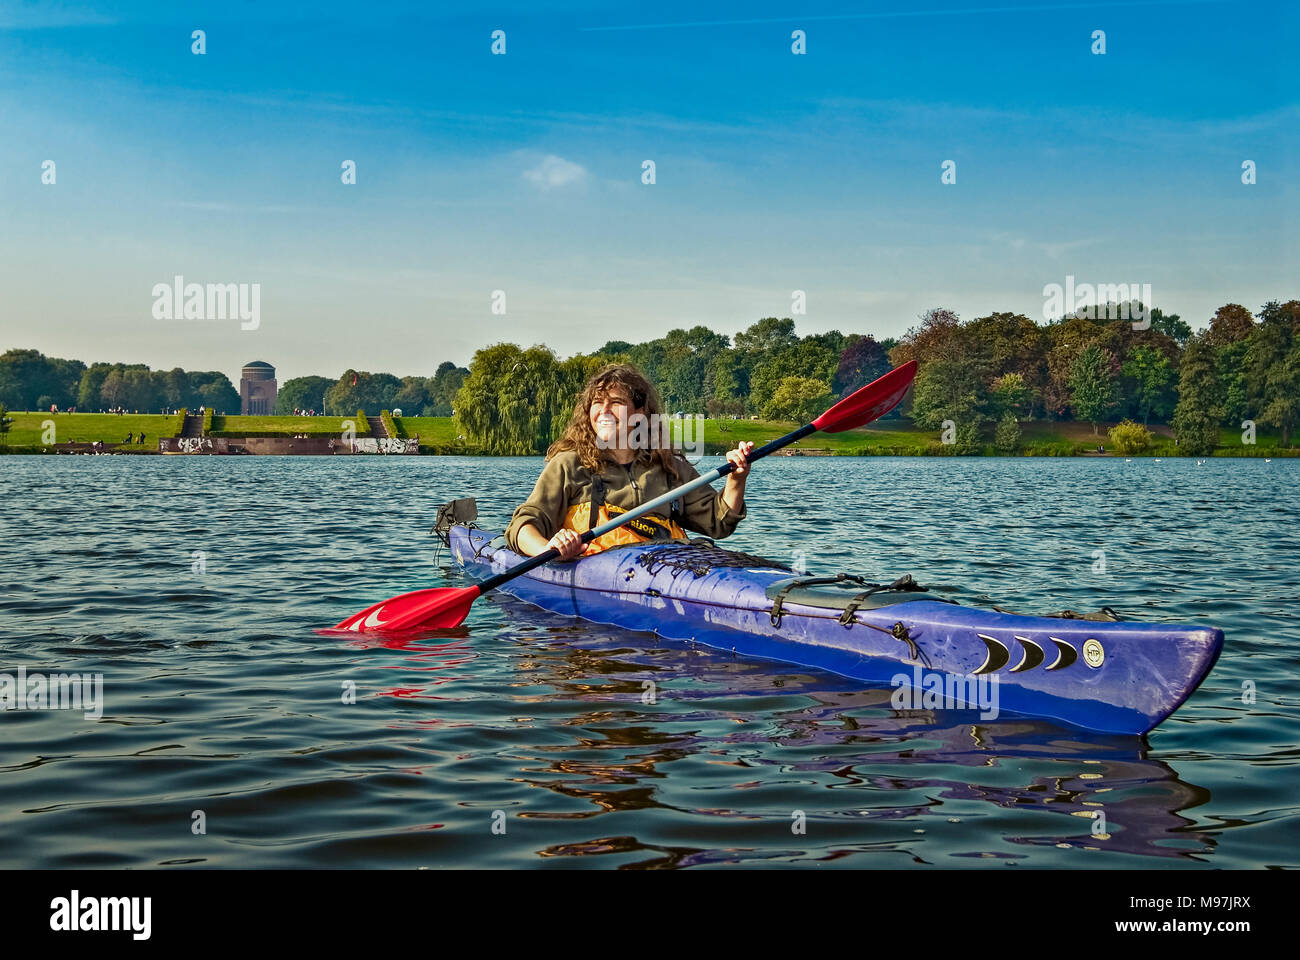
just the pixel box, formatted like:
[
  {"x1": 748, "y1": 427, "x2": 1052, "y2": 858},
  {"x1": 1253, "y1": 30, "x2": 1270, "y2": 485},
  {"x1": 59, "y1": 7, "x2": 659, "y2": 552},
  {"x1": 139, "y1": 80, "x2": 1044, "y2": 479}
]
[{"x1": 1082, "y1": 639, "x2": 1105, "y2": 668}]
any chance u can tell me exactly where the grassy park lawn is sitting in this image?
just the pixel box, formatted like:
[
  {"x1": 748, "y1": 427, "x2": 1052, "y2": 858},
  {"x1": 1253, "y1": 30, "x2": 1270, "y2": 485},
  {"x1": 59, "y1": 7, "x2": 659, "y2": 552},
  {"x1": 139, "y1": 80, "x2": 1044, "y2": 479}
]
[
  {"x1": 389, "y1": 417, "x2": 476, "y2": 446},
  {"x1": 2, "y1": 412, "x2": 182, "y2": 446},
  {"x1": 208, "y1": 415, "x2": 361, "y2": 437},
  {"x1": 389, "y1": 415, "x2": 938, "y2": 454},
  {"x1": 701, "y1": 417, "x2": 932, "y2": 453},
  {"x1": 388, "y1": 415, "x2": 939, "y2": 454}
]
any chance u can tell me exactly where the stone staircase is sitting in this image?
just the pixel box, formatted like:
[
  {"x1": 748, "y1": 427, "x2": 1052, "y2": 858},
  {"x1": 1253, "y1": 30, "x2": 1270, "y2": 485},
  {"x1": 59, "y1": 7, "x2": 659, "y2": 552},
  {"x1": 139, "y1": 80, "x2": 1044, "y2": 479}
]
[
  {"x1": 367, "y1": 416, "x2": 389, "y2": 439},
  {"x1": 180, "y1": 413, "x2": 203, "y2": 438}
]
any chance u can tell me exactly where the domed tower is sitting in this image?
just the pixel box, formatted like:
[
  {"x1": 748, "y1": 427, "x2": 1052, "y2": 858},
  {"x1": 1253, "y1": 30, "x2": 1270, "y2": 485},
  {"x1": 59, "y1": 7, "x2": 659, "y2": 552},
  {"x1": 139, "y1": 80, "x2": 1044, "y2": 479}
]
[{"x1": 240, "y1": 361, "x2": 277, "y2": 415}]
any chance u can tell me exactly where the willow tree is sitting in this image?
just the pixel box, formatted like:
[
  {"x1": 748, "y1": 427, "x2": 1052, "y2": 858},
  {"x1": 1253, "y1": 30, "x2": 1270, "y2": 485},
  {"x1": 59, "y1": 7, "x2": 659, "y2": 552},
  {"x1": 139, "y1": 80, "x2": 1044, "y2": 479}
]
[{"x1": 455, "y1": 345, "x2": 605, "y2": 454}]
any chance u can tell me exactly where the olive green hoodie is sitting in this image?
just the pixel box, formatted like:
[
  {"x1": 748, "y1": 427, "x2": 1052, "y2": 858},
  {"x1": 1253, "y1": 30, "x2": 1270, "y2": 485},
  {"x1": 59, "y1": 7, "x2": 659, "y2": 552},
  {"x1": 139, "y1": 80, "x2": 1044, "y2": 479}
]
[{"x1": 505, "y1": 450, "x2": 746, "y2": 552}]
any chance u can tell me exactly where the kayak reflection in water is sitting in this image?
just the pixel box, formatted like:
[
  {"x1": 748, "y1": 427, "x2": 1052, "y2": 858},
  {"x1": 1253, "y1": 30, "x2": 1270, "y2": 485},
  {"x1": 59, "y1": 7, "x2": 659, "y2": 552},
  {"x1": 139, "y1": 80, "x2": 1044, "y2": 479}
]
[{"x1": 508, "y1": 363, "x2": 755, "y2": 559}]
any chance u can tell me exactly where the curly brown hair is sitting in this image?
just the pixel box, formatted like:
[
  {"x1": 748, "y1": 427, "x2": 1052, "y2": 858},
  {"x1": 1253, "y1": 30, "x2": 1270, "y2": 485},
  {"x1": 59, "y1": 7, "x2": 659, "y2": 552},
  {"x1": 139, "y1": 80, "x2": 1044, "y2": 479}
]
[{"x1": 547, "y1": 362, "x2": 685, "y2": 480}]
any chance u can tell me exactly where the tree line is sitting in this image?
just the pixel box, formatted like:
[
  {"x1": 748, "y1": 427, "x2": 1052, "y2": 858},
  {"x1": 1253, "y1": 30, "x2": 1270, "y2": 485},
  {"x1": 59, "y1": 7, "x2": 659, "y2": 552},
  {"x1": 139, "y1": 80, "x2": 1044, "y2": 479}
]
[
  {"x1": 0, "y1": 350, "x2": 469, "y2": 418},
  {"x1": 4, "y1": 296, "x2": 1294, "y2": 456},
  {"x1": 890, "y1": 301, "x2": 1298, "y2": 453},
  {"x1": 0, "y1": 351, "x2": 240, "y2": 413},
  {"x1": 285, "y1": 363, "x2": 468, "y2": 417},
  {"x1": 452, "y1": 301, "x2": 1297, "y2": 454}
]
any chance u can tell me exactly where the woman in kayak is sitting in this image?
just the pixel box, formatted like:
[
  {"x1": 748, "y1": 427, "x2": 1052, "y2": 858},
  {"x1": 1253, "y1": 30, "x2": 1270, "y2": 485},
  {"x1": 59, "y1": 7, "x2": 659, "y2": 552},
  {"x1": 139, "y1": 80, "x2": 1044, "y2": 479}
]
[{"x1": 508, "y1": 363, "x2": 754, "y2": 559}]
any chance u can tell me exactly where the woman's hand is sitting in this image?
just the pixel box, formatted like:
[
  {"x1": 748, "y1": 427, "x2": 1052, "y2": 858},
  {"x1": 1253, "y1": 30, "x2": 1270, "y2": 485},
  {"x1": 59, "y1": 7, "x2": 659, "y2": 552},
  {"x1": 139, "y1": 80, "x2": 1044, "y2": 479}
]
[
  {"x1": 725, "y1": 441, "x2": 755, "y2": 477},
  {"x1": 721, "y1": 441, "x2": 753, "y2": 515},
  {"x1": 546, "y1": 528, "x2": 587, "y2": 560}
]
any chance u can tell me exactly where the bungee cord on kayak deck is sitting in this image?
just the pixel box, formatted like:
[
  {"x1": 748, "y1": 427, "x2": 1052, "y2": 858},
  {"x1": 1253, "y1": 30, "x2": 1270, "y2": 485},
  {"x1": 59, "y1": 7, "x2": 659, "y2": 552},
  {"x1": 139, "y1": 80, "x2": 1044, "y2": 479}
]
[{"x1": 635, "y1": 540, "x2": 791, "y2": 578}]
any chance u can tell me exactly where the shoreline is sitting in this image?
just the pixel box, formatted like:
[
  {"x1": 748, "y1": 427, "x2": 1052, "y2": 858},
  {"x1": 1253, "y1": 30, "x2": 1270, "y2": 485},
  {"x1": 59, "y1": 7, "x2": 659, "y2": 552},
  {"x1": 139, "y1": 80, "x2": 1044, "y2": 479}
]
[
  {"x1": 2, "y1": 445, "x2": 1292, "y2": 459},
  {"x1": 1, "y1": 411, "x2": 1292, "y2": 459}
]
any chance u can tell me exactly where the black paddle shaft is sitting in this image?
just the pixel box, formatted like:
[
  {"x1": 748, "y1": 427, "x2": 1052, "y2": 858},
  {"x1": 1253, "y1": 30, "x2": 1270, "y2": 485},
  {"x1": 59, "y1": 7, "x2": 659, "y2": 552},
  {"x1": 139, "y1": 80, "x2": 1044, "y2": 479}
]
[
  {"x1": 716, "y1": 422, "x2": 817, "y2": 475},
  {"x1": 475, "y1": 421, "x2": 817, "y2": 595}
]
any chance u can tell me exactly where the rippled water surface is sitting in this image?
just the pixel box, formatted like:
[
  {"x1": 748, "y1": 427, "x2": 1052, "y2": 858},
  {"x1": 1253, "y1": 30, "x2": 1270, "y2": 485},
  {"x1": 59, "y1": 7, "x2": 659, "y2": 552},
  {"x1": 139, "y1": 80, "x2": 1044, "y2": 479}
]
[{"x1": 2, "y1": 455, "x2": 1296, "y2": 868}]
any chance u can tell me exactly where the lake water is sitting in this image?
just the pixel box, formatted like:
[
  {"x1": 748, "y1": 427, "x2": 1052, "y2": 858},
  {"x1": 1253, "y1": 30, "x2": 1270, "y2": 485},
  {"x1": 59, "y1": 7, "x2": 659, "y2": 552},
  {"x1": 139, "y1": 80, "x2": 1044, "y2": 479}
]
[{"x1": 1, "y1": 455, "x2": 1296, "y2": 868}]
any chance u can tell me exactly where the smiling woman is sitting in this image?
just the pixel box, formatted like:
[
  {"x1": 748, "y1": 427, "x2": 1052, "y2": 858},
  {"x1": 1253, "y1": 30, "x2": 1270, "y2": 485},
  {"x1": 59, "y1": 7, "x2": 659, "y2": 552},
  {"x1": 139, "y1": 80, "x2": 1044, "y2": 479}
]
[{"x1": 507, "y1": 363, "x2": 755, "y2": 558}]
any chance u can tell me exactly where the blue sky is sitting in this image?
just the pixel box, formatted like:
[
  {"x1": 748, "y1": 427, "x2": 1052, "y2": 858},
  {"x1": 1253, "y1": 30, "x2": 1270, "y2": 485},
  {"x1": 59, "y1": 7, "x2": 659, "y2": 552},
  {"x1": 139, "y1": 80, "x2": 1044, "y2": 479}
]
[{"x1": 1, "y1": 0, "x2": 1295, "y2": 383}]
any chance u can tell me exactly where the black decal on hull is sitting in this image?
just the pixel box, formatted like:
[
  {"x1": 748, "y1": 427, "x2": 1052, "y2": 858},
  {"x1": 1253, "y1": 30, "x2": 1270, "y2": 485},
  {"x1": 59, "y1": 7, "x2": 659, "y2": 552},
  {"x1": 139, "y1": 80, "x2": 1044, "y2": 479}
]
[
  {"x1": 975, "y1": 634, "x2": 1010, "y2": 674},
  {"x1": 1011, "y1": 635, "x2": 1045, "y2": 672},
  {"x1": 1047, "y1": 637, "x2": 1078, "y2": 670}
]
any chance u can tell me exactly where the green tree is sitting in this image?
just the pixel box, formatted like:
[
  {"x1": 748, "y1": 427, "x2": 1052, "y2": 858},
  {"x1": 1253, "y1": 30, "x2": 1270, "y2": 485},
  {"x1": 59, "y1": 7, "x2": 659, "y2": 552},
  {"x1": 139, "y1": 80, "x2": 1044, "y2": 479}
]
[
  {"x1": 833, "y1": 335, "x2": 889, "y2": 397},
  {"x1": 1258, "y1": 342, "x2": 1300, "y2": 447},
  {"x1": 627, "y1": 340, "x2": 668, "y2": 394},
  {"x1": 1043, "y1": 315, "x2": 1104, "y2": 419},
  {"x1": 748, "y1": 338, "x2": 837, "y2": 414},
  {"x1": 966, "y1": 312, "x2": 1048, "y2": 416},
  {"x1": 324, "y1": 371, "x2": 403, "y2": 415},
  {"x1": 806, "y1": 330, "x2": 848, "y2": 357},
  {"x1": 910, "y1": 353, "x2": 985, "y2": 430},
  {"x1": 1069, "y1": 344, "x2": 1119, "y2": 434},
  {"x1": 161, "y1": 368, "x2": 188, "y2": 410},
  {"x1": 0, "y1": 349, "x2": 83, "y2": 409},
  {"x1": 188, "y1": 372, "x2": 240, "y2": 413},
  {"x1": 99, "y1": 369, "x2": 128, "y2": 408},
  {"x1": 455, "y1": 344, "x2": 575, "y2": 454},
  {"x1": 731, "y1": 317, "x2": 797, "y2": 408},
  {"x1": 1205, "y1": 303, "x2": 1254, "y2": 348},
  {"x1": 1172, "y1": 333, "x2": 1223, "y2": 455},
  {"x1": 387, "y1": 376, "x2": 429, "y2": 417},
  {"x1": 78, "y1": 363, "x2": 113, "y2": 410},
  {"x1": 654, "y1": 326, "x2": 729, "y2": 412},
  {"x1": 555, "y1": 354, "x2": 608, "y2": 423},
  {"x1": 704, "y1": 349, "x2": 746, "y2": 417},
  {"x1": 428, "y1": 362, "x2": 469, "y2": 416},
  {"x1": 1245, "y1": 300, "x2": 1300, "y2": 446},
  {"x1": 993, "y1": 411, "x2": 1021, "y2": 455},
  {"x1": 890, "y1": 307, "x2": 961, "y2": 369},
  {"x1": 891, "y1": 308, "x2": 992, "y2": 425},
  {"x1": 1149, "y1": 307, "x2": 1192, "y2": 346},
  {"x1": 989, "y1": 372, "x2": 1032, "y2": 419},
  {"x1": 122, "y1": 368, "x2": 158, "y2": 411},
  {"x1": 763, "y1": 376, "x2": 832, "y2": 422},
  {"x1": 1108, "y1": 419, "x2": 1153, "y2": 454},
  {"x1": 1121, "y1": 345, "x2": 1175, "y2": 424},
  {"x1": 1215, "y1": 339, "x2": 1250, "y2": 426},
  {"x1": 733, "y1": 317, "x2": 797, "y2": 364},
  {"x1": 276, "y1": 375, "x2": 332, "y2": 414}
]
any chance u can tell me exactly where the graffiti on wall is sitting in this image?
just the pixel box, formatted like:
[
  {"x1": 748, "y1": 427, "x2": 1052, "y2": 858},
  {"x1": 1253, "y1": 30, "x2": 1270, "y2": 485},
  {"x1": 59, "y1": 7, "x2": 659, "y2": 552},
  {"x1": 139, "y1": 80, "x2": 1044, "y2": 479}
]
[{"x1": 350, "y1": 438, "x2": 419, "y2": 455}]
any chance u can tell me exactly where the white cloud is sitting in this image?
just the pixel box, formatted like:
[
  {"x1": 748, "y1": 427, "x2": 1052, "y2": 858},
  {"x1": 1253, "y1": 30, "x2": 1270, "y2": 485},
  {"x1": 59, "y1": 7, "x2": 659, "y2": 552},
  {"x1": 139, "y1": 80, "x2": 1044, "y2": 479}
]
[{"x1": 522, "y1": 154, "x2": 587, "y2": 190}]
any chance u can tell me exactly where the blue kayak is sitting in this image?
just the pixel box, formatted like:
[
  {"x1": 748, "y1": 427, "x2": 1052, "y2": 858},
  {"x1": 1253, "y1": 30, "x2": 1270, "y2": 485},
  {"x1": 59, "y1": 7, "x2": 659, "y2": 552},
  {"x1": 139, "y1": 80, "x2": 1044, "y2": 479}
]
[{"x1": 447, "y1": 525, "x2": 1223, "y2": 736}]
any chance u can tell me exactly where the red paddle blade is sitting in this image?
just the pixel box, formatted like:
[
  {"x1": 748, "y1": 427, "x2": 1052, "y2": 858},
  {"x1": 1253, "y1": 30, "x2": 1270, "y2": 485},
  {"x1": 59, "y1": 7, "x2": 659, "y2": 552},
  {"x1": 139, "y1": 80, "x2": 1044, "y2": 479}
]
[
  {"x1": 812, "y1": 360, "x2": 917, "y2": 433},
  {"x1": 334, "y1": 585, "x2": 481, "y2": 633}
]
